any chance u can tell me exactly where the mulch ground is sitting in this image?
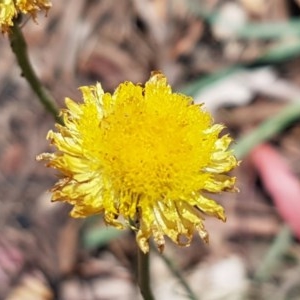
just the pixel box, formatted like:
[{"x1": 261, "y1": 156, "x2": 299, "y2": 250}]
[{"x1": 1, "y1": 1, "x2": 300, "y2": 299}]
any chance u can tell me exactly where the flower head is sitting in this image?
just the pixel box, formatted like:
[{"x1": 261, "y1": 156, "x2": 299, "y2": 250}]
[
  {"x1": 0, "y1": 0, "x2": 51, "y2": 33},
  {"x1": 37, "y1": 72, "x2": 238, "y2": 253}
]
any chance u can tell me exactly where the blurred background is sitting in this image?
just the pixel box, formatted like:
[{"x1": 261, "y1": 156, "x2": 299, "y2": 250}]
[{"x1": 1, "y1": 0, "x2": 300, "y2": 299}]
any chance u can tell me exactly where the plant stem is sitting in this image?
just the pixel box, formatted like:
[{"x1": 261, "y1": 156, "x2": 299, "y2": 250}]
[
  {"x1": 234, "y1": 101, "x2": 300, "y2": 159},
  {"x1": 157, "y1": 250, "x2": 198, "y2": 300},
  {"x1": 138, "y1": 248, "x2": 155, "y2": 300},
  {"x1": 9, "y1": 21, "x2": 62, "y2": 124},
  {"x1": 254, "y1": 224, "x2": 292, "y2": 282}
]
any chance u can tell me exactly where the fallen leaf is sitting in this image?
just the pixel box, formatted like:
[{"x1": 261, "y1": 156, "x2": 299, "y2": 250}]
[{"x1": 250, "y1": 143, "x2": 300, "y2": 239}]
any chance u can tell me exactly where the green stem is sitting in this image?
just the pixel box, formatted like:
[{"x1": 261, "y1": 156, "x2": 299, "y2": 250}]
[
  {"x1": 234, "y1": 101, "x2": 300, "y2": 159},
  {"x1": 157, "y1": 250, "x2": 198, "y2": 300},
  {"x1": 9, "y1": 21, "x2": 62, "y2": 124},
  {"x1": 138, "y1": 248, "x2": 155, "y2": 300},
  {"x1": 254, "y1": 224, "x2": 292, "y2": 282}
]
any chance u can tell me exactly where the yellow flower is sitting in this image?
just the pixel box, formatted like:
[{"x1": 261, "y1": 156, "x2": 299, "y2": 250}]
[
  {"x1": 37, "y1": 72, "x2": 238, "y2": 253},
  {"x1": 0, "y1": 0, "x2": 51, "y2": 33}
]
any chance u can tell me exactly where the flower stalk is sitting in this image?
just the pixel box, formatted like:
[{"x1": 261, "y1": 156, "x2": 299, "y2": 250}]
[
  {"x1": 9, "y1": 21, "x2": 61, "y2": 123},
  {"x1": 138, "y1": 248, "x2": 155, "y2": 300}
]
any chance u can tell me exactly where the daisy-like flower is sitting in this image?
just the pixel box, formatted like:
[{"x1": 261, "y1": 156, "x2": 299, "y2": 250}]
[
  {"x1": 37, "y1": 72, "x2": 238, "y2": 253},
  {"x1": 0, "y1": 0, "x2": 51, "y2": 33}
]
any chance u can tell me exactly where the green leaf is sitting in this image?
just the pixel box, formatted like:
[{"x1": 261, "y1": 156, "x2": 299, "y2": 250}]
[{"x1": 83, "y1": 225, "x2": 124, "y2": 250}]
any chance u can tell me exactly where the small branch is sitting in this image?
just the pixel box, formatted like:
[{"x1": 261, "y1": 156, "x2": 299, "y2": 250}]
[
  {"x1": 9, "y1": 20, "x2": 62, "y2": 124},
  {"x1": 138, "y1": 248, "x2": 155, "y2": 300}
]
